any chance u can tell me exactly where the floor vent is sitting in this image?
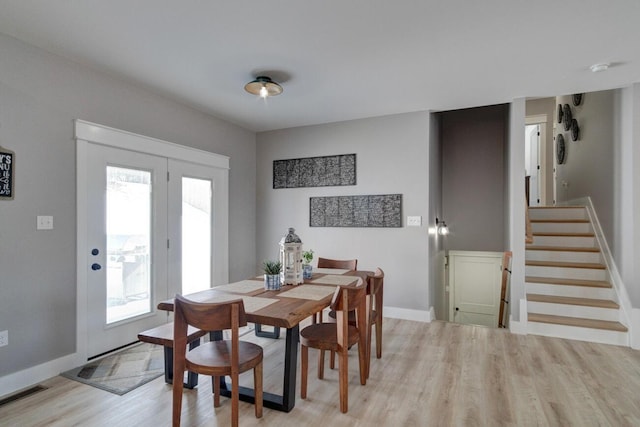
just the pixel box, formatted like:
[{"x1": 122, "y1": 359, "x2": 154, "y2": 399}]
[{"x1": 0, "y1": 385, "x2": 48, "y2": 407}]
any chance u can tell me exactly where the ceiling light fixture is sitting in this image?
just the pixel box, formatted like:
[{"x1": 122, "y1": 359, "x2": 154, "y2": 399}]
[
  {"x1": 244, "y1": 76, "x2": 283, "y2": 98},
  {"x1": 590, "y1": 63, "x2": 610, "y2": 73}
]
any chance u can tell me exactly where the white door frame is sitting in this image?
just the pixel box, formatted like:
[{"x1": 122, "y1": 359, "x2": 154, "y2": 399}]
[
  {"x1": 525, "y1": 114, "x2": 548, "y2": 205},
  {"x1": 75, "y1": 119, "x2": 229, "y2": 364}
]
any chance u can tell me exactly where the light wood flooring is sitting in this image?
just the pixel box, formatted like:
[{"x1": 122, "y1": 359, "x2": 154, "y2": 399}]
[{"x1": 2, "y1": 318, "x2": 640, "y2": 426}]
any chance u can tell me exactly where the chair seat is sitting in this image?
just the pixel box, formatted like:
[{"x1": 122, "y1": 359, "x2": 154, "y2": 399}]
[
  {"x1": 186, "y1": 341, "x2": 263, "y2": 376},
  {"x1": 300, "y1": 323, "x2": 359, "y2": 351},
  {"x1": 328, "y1": 309, "x2": 378, "y2": 324}
]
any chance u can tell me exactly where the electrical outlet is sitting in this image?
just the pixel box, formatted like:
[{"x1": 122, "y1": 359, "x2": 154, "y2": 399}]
[
  {"x1": 407, "y1": 216, "x2": 422, "y2": 227},
  {"x1": 0, "y1": 330, "x2": 7, "y2": 347},
  {"x1": 37, "y1": 215, "x2": 54, "y2": 230}
]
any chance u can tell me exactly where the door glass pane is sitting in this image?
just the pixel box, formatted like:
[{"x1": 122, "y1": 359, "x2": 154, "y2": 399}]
[
  {"x1": 182, "y1": 177, "x2": 212, "y2": 295},
  {"x1": 106, "y1": 166, "x2": 152, "y2": 324}
]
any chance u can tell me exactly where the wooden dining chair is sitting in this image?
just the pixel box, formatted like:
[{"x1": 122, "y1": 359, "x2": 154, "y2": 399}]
[
  {"x1": 313, "y1": 257, "x2": 358, "y2": 323},
  {"x1": 328, "y1": 267, "x2": 384, "y2": 378},
  {"x1": 299, "y1": 278, "x2": 368, "y2": 413},
  {"x1": 317, "y1": 257, "x2": 358, "y2": 271},
  {"x1": 172, "y1": 295, "x2": 263, "y2": 427}
]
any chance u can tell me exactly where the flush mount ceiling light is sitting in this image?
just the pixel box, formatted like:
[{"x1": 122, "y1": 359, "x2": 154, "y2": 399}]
[
  {"x1": 244, "y1": 76, "x2": 283, "y2": 98},
  {"x1": 590, "y1": 63, "x2": 610, "y2": 73}
]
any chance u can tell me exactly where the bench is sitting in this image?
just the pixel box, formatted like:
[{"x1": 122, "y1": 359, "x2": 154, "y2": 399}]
[{"x1": 137, "y1": 322, "x2": 207, "y2": 389}]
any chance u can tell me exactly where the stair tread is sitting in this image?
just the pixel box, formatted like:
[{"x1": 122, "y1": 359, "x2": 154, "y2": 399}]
[
  {"x1": 526, "y1": 245, "x2": 600, "y2": 252},
  {"x1": 529, "y1": 206, "x2": 586, "y2": 209},
  {"x1": 530, "y1": 219, "x2": 590, "y2": 223},
  {"x1": 526, "y1": 260, "x2": 606, "y2": 269},
  {"x1": 528, "y1": 313, "x2": 627, "y2": 332},
  {"x1": 527, "y1": 293, "x2": 619, "y2": 309},
  {"x1": 526, "y1": 276, "x2": 612, "y2": 288},
  {"x1": 532, "y1": 232, "x2": 595, "y2": 237}
]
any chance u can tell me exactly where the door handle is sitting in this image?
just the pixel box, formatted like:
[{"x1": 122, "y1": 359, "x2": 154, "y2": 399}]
[{"x1": 91, "y1": 263, "x2": 102, "y2": 271}]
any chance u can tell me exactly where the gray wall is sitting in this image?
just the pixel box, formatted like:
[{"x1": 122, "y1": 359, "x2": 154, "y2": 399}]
[
  {"x1": 614, "y1": 85, "x2": 640, "y2": 308},
  {"x1": 440, "y1": 105, "x2": 508, "y2": 252},
  {"x1": 555, "y1": 90, "x2": 615, "y2": 245},
  {"x1": 256, "y1": 112, "x2": 431, "y2": 313},
  {"x1": 0, "y1": 33, "x2": 256, "y2": 376}
]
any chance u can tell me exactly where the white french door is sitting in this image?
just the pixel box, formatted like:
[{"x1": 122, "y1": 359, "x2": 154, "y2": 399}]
[
  {"x1": 167, "y1": 160, "x2": 229, "y2": 297},
  {"x1": 85, "y1": 144, "x2": 168, "y2": 357},
  {"x1": 76, "y1": 120, "x2": 229, "y2": 360}
]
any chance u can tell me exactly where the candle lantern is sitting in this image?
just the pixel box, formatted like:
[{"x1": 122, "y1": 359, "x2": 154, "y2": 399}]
[{"x1": 279, "y1": 227, "x2": 303, "y2": 285}]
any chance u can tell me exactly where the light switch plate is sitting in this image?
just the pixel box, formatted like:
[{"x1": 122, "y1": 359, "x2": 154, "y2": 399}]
[
  {"x1": 407, "y1": 216, "x2": 422, "y2": 227},
  {"x1": 37, "y1": 215, "x2": 53, "y2": 230}
]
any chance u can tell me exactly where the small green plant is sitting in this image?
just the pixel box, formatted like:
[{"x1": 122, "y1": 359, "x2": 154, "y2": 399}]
[
  {"x1": 263, "y1": 260, "x2": 282, "y2": 275},
  {"x1": 302, "y1": 249, "x2": 314, "y2": 265}
]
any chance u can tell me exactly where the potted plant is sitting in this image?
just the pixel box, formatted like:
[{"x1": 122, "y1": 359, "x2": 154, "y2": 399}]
[
  {"x1": 263, "y1": 260, "x2": 282, "y2": 290},
  {"x1": 302, "y1": 249, "x2": 314, "y2": 279}
]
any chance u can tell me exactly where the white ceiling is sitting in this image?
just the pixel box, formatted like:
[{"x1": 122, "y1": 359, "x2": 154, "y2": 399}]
[{"x1": 0, "y1": 1, "x2": 638, "y2": 132}]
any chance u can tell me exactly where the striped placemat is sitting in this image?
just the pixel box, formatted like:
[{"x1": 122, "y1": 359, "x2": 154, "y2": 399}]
[
  {"x1": 312, "y1": 275, "x2": 358, "y2": 286},
  {"x1": 278, "y1": 285, "x2": 337, "y2": 301},
  {"x1": 313, "y1": 268, "x2": 350, "y2": 275},
  {"x1": 215, "y1": 280, "x2": 264, "y2": 294}
]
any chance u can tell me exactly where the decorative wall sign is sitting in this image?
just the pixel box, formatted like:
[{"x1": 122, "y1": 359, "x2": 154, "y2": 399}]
[
  {"x1": 0, "y1": 146, "x2": 15, "y2": 200},
  {"x1": 573, "y1": 93, "x2": 583, "y2": 106},
  {"x1": 310, "y1": 194, "x2": 402, "y2": 228},
  {"x1": 571, "y1": 119, "x2": 580, "y2": 141},
  {"x1": 557, "y1": 104, "x2": 563, "y2": 123},
  {"x1": 556, "y1": 134, "x2": 566, "y2": 164},
  {"x1": 563, "y1": 104, "x2": 572, "y2": 131},
  {"x1": 273, "y1": 154, "x2": 356, "y2": 189}
]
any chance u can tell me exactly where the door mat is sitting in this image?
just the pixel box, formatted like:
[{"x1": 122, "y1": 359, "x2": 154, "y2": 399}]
[{"x1": 61, "y1": 342, "x2": 164, "y2": 395}]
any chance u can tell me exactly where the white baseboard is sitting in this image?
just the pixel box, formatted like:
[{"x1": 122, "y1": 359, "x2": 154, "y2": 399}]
[
  {"x1": 0, "y1": 353, "x2": 77, "y2": 399},
  {"x1": 383, "y1": 306, "x2": 432, "y2": 323}
]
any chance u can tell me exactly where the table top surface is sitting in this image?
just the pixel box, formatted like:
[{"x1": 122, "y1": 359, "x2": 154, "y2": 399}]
[{"x1": 157, "y1": 269, "x2": 369, "y2": 329}]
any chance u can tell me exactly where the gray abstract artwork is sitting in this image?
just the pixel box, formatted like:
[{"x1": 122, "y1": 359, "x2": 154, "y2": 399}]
[
  {"x1": 310, "y1": 194, "x2": 402, "y2": 228},
  {"x1": 273, "y1": 154, "x2": 356, "y2": 189}
]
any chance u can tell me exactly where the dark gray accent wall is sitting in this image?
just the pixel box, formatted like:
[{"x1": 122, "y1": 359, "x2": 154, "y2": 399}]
[
  {"x1": 441, "y1": 105, "x2": 508, "y2": 252},
  {"x1": 0, "y1": 33, "x2": 256, "y2": 378}
]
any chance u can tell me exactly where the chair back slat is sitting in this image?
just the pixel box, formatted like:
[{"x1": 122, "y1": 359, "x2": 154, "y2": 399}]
[
  {"x1": 317, "y1": 257, "x2": 357, "y2": 270},
  {"x1": 174, "y1": 294, "x2": 247, "y2": 332}
]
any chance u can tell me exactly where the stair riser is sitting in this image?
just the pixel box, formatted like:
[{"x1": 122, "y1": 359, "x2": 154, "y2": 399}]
[
  {"x1": 525, "y1": 266, "x2": 607, "y2": 281},
  {"x1": 526, "y1": 250, "x2": 602, "y2": 263},
  {"x1": 527, "y1": 322, "x2": 628, "y2": 346},
  {"x1": 528, "y1": 208, "x2": 587, "y2": 221},
  {"x1": 525, "y1": 282, "x2": 614, "y2": 299},
  {"x1": 531, "y1": 222, "x2": 592, "y2": 234},
  {"x1": 530, "y1": 235, "x2": 595, "y2": 247},
  {"x1": 527, "y1": 301, "x2": 619, "y2": 321}
]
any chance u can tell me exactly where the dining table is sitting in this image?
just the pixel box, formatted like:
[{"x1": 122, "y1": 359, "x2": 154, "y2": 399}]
[{"x1": 157, "y1": 267, "x2": 370, "y2": 412}]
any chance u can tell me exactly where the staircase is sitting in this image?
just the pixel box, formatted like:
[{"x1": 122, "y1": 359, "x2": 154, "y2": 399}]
[{"x1": 525, "y1": 206, "x2": 628, "y2": 346}]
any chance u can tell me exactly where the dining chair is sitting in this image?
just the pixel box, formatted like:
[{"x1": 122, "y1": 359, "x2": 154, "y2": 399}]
[
  {"x1": 317, "y1": 257, "x2": 358, "y2": 271},
  {"x1": 172, "y1": 295, "x2": 263, "y2": 427},
  {"x1": 313, "y1": 257, "x2": 358, "y2": 323},
  {"x1": 299, "y1": 278, "x2": 368, "y2": 413},
  {"x1": 328, "y1": 267, "x2": 384, "y2": 378}
]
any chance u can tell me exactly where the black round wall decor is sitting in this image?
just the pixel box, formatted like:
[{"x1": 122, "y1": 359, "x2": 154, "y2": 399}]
[
  {"x1": 558, "y1": 104, "x2": 564, "y2": 123},
  {"x1": 571, "y1": 119, "x2": 580, "y2": 141},
  {"x1": 563, "y1": 104, "x2": 572, "y2": 131},
  {"x1": 556, "y1": 134, "x2": 566, "y2": 164},
  {"x1": 573, "y1": 93, "x2": 583, "y2": 106}
]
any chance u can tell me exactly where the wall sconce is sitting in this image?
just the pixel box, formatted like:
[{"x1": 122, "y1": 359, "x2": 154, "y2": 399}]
[{"x1": 436, "y1": 218, "x2": 449, "y2": 236}]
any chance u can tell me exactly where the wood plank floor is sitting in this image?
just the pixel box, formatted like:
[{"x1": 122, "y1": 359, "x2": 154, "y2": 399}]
[{"x1": 2, "y1": 318, "x2": 640, "y2": 426}]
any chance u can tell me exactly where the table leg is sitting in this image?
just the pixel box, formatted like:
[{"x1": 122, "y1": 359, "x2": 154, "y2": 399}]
[{"x1": 217, "y1": 325, "x2": 299, "y2": 412}]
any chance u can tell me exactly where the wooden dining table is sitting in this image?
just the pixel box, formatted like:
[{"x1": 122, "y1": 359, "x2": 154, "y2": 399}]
[{"x1": 157, "y1": 268, "x2": 369, "y2": 412}]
